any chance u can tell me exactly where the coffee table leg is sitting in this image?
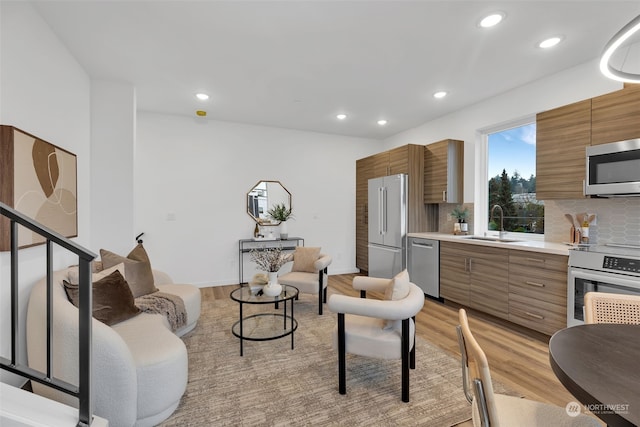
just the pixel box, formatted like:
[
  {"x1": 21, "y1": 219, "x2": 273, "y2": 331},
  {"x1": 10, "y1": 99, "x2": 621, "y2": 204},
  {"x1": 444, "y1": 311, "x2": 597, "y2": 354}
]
[
  {"x1": 239, "y1": 302, "x2": 244, "y2": 356},
  {"x1": 291, "y1": 298, "x2": 295, "y2": 350},
  {"x1": 283, "y1": 299, "x2": 288, "y2": 330}
]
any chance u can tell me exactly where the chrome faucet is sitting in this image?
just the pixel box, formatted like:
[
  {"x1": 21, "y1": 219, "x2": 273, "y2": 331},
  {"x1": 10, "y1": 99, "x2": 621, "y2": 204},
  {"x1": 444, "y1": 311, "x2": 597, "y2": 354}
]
[{"x1": 490, "y1": 204, "x2": 505, "y2": 239}]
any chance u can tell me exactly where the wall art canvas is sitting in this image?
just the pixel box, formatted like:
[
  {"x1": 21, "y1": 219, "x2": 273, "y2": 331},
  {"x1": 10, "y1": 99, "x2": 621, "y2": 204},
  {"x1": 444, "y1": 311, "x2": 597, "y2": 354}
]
[{"x1": 1, "y1": 125, "x2": 77, "y2": 251}]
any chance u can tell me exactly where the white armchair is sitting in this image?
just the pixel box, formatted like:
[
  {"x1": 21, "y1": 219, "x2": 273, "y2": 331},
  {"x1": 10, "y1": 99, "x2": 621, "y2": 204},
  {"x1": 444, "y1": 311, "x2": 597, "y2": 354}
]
[
  {"x1": 278, "y1": 248, "x2": 332, "y2": 314},
  {"x1": 327, "y1": 272, "x2": 425, "y2": 402}
]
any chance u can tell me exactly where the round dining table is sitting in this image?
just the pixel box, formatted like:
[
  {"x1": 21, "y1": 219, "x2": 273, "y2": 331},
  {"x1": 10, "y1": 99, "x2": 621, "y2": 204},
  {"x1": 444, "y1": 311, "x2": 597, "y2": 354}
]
[{"x1": 549, "y1": 324, "x2": 640, "y2": 427}]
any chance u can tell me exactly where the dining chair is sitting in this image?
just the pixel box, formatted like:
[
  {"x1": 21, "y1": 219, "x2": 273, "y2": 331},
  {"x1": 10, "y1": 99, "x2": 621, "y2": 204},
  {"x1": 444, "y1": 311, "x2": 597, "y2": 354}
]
[
  {"x1": 584, "y1": 291, "x2": 640, "y2": 324},
  {"x1": 327, "y1": 270, "x2": 425, "y2": 402},
  {"x1": 456, "y1": 308, "x2": 601, "y2": 426}
]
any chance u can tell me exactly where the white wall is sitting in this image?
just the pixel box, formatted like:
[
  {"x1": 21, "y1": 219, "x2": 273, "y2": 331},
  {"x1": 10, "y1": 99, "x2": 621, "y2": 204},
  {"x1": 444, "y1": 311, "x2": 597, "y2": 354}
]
[
  {"x1": 90, "y1": 81, "x2": 137, "y2": 253},
  {"x1": 135, "y1": 112, "x2": 377, "y2": 286},
  {"x1": 0, "y1": 2, "x2": 91, "y2": 386}
]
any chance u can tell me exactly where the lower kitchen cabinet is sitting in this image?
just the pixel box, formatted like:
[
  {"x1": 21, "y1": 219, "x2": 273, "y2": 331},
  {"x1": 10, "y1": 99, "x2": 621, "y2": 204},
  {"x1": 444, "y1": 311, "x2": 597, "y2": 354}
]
[
  {"x1": 508, "y1": 252, "x2": 568, "y2": 335},
  {"x1": 440, "y1": 242, "x2": 472, "y2": 305},
  {"x1": 440, "y1": 241, "x2": 569, "y2": 336},
  {"x1": 440, "y1": 242, "x2": 509, "y2": 319}
]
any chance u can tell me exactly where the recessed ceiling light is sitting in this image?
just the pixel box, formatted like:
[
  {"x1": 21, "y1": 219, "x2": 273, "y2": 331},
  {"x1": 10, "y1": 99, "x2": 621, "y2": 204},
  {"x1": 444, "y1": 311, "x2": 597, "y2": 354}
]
[
  {"x1": 479, "y1": 12, "x2": 505, "y2": 28},
  {"x1": 538, "y1": 37, "x2": 562, "y2": 49},
  {"x1": 377, "y1": 120, "x2": 388, "y2": 126},
  {"x1": 433, "y1": 91, "x2": 448, "y2": 99},
  {"x1": 195, "y1": 93, "x2": 209, "y2": 101},
  {"x1": 336, "y1": 114, "x2": 347, "y2": 120}
]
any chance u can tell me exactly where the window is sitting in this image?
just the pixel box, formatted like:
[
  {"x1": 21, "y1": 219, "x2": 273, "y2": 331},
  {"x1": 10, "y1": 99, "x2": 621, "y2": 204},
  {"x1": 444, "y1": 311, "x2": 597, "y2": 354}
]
[{"x1": 478, "y1": 119, "x2": 543, "y2": 238}]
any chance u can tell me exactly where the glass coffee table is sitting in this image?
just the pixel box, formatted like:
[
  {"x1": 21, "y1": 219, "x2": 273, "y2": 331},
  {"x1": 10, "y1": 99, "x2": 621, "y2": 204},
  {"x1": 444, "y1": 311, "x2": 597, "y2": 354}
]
[{"x1": 230, "y1": 284, "x2": 299, "y2": 356}]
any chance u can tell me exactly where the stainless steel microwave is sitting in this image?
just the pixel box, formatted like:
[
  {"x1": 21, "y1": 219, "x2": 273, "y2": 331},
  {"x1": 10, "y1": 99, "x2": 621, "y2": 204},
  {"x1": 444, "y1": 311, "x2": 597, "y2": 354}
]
[{"x1": 585, "y1": 139, "x2": 640, "y2": 197}]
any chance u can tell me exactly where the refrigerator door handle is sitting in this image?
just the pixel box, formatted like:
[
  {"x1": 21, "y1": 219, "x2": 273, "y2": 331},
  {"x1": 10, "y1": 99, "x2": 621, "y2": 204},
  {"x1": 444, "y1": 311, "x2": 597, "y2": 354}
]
[
  {"x1": 377, "y1": 187, "x2": 383, "y2": 235},
  {"x1": 367, "y1": 244, "x2": 401, "y2": 253},
  {"x1": 382, "y1": 186, "x2": 387, "y2": 235}
]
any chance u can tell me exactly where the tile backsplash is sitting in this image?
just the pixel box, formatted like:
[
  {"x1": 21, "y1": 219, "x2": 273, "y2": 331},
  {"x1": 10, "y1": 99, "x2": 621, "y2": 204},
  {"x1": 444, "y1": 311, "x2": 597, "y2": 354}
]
[
  {"x1": 436, "y1": 199, "x2": 639, "y2": 246},
  {"x1": 438, "y1": 203, "x2": 475, "y2": 235},
  {"x1": 544, "y1": 198, "x2": 640, "y2": 245}
]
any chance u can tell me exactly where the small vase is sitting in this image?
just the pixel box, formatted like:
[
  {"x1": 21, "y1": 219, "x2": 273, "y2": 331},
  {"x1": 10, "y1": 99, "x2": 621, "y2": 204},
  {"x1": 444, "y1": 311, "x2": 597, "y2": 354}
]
[
  {"x1": 263, "y1": 272, "x2": 282, "y2": 297},
  {"x1": 279, "y1": 221, "x2": 288, "y2": 240}
]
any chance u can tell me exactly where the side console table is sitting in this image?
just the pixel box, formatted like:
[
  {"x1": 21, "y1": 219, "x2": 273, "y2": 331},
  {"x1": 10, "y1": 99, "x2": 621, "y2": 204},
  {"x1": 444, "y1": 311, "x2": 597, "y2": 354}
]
[{"x1": 238, "y1": 237, "x2": 304, "y2": 284}]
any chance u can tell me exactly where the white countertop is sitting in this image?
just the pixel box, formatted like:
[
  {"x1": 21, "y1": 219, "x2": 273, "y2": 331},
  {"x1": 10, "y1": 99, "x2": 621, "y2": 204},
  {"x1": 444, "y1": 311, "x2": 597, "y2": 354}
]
[{"x1": 407, "y1": 232, "x2": 571, "y2": 256}]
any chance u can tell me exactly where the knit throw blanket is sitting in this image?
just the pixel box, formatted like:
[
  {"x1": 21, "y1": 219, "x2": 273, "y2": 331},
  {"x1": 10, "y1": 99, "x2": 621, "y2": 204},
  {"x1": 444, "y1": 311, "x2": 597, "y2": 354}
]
[{"x1": 136, "y1": 292, "x2": 187, "y2": 332}]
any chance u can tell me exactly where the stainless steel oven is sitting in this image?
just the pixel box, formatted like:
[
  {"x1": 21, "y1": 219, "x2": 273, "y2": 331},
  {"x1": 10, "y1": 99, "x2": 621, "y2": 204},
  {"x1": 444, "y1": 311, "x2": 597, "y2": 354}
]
[{"x1": 568, "y1": 244, "x2": 640, "y2": 327}]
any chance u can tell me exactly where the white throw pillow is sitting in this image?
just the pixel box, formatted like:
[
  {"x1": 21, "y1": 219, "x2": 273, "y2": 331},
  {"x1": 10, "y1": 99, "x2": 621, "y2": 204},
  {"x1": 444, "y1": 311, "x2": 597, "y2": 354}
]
[
  {"x1": 384, "y1": 269, "x2": 411, "y2": 301},
  {"x1": 383, "y1": 269, "x2": 411, "y2": 330}
]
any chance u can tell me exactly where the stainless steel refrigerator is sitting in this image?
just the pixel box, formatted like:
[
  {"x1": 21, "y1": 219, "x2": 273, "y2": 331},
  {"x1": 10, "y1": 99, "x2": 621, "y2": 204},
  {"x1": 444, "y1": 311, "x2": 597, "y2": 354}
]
[{"x1": 368, "y1": 174, "x2": 408, "y2": 279}]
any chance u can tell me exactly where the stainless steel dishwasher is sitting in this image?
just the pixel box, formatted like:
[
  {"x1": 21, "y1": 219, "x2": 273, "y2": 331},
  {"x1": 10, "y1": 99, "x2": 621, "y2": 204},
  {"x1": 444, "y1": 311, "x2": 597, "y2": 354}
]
[{"x1": 408, "y1": 237, "x2": 439, "y2": 298}]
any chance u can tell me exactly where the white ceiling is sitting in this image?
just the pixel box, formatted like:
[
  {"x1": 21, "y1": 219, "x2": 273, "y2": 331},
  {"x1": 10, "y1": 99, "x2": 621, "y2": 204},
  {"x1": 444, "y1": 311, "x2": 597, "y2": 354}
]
[{"x1": 30, "y1": 1, "x2": 640, "y2": 140}]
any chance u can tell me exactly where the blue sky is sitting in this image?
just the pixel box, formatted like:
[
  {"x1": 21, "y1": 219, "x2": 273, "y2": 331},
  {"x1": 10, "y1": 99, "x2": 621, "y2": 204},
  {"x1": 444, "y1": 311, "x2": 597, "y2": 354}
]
[{"x1": 488, "y1": 123, "x2": 536, "y2": 180}]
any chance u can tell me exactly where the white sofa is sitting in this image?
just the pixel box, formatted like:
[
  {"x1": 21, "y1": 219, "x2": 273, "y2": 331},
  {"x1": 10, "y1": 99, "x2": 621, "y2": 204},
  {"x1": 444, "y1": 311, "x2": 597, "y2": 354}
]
[{"x1": 26, "y1": 267, "x2": 201, "y2": 427}]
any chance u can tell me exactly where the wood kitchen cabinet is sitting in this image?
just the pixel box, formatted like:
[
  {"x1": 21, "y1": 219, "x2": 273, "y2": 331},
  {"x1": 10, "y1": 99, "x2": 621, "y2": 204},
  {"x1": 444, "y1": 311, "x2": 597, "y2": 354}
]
[
  {"x1": 536, "y1": 85, "x2": 640, "y2": 199},
  {"x1": 355, "y1": 144, "x2": 424, "y2": 272},
  {"x1": 423, "y1": 139, "x2": 464, "y2": 204},
  {"x1": 536, "y1": 99, "x2": 591, "y2": 200},
  {"x1": 508, "y1": 251, "x2": 568, "y2": 335},
  {"x1": 440, "y1": 242, "x2": 472, "y2": 305},
  {"x1": 439, "y1": 241, "x2": 509, "y2": 319},
  {"x1": 591, "y1": 84, "x2": 640, "y2": 145}
]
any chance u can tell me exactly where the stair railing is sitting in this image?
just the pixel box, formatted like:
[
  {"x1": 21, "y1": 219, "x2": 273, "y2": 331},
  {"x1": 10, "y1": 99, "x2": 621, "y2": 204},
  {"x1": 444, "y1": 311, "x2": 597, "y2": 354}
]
[{"x1": 0, "y1": 201, "x2": 97, "y2": 427}]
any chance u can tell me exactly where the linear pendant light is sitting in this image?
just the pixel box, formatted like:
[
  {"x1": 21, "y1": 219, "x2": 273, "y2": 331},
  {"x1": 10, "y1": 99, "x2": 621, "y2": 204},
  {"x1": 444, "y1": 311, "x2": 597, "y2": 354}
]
[{"x1": 600, "y1": 14, "x2": 640, "y2": 83}]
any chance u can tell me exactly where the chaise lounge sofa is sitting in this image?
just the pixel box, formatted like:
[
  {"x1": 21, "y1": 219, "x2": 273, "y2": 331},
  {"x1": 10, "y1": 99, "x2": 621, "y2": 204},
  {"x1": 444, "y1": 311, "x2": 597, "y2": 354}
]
[{"x1": 26, "y1": 265, "x2": 201, "y2": 426}]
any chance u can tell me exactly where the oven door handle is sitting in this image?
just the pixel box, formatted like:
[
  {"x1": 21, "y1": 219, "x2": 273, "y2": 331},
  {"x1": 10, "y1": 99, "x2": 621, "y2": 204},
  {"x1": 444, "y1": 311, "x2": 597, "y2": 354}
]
[{"x1": 570, "y1": 267, "x2": 640, "y2": 290}]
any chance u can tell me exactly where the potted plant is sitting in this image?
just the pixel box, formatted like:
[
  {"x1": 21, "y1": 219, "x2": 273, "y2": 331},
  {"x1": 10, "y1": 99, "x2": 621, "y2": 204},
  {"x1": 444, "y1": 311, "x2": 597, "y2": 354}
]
[
  {"x1": 450, "y1": 205, "x2": 469, "y2": 234},
  {"x1": 267, "y1": 203, "x2": 294, "y2": 239}
]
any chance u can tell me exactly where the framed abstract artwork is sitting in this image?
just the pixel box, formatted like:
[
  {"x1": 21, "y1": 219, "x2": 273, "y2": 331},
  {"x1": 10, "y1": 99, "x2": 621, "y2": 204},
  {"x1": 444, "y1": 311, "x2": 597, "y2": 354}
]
[{"x1": 0, "y1": 125, "x2": 78, "y2": 251}]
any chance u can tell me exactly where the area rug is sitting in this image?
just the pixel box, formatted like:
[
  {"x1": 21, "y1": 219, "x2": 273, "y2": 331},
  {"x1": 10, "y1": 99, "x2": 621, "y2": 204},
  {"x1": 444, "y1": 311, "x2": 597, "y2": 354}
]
[{"x1": 159, "y1": 292, "x2": 510, "y2": 426}]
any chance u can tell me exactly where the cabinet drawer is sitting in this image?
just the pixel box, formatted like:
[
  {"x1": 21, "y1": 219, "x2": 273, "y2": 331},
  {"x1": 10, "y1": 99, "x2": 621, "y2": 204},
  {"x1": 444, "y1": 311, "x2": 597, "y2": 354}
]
[
  {"x1": 508, "y1": 252, "x2": 567, "y2": 272},
  {"x1": 508, "y1": 264, "x2": 567, "y2": 301},
  {"x1": 509, "y1": 293, "x2": 567, "y2": 335}
]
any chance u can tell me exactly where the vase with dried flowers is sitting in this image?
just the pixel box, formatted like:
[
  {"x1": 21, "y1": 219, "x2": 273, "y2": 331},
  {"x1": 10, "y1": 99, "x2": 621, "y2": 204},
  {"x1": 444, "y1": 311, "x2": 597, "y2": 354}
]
[{"x1": 249, "y1": 246, "x2": 291, "y2": 296}]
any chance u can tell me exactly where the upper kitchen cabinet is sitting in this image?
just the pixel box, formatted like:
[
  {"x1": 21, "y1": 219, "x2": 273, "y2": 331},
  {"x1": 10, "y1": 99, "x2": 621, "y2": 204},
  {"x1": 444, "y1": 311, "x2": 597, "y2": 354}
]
[
  {"x1": 355, "y1": 144, "x2": 424, "y2": 272},
  {"x1": 536, "y1": 99, "x2": 591, "y2": 200},
  {"x1": 423, "y1": 139, "x2": 464, "y2": 204},
  {"x1": 536, "y1": 85, "x2": 640, "y2": 199},
  {"x1": 591, "y1": 84, "x2": 640, "y2": 145}
]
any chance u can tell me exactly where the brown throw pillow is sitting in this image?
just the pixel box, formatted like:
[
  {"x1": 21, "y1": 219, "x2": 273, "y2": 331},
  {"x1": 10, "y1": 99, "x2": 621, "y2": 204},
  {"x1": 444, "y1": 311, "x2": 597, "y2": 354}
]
[
  {"x1": 100, "y1": 243, "x2": 158, "y2": 298},
  {"x1": 63, "y1": 270, "x2": 140, "y2": 326},
  {"x1": 67, "y1": 262, "x2": 124, "y2": 285},
  {"x1": 291, "y1": 247, "x2": 321, "y2": 273}
]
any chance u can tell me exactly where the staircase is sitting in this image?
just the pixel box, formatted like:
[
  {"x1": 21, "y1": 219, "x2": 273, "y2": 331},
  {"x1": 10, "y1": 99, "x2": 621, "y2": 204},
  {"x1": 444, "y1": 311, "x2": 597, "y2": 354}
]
[{"x1": 0, "y1": 202, "x2": 103, "y2": 426}]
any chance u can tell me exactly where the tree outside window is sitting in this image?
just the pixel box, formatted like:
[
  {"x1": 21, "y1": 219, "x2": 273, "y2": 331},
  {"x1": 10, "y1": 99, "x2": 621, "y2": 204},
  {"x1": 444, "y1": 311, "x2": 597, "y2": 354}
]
[{"x1": 487, "y1": 123, "x2": 543, "y2": 235}]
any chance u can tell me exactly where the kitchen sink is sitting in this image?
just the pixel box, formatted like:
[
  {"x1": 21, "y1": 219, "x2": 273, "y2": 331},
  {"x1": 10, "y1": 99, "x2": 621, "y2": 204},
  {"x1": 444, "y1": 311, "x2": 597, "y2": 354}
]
[{"x1": 462, "y1": 236, "x2": 521, "y2": 243}]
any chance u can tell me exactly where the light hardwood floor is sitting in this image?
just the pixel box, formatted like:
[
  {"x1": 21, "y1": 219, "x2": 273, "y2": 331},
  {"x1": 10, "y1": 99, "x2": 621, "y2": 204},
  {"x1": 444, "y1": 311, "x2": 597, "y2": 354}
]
[{"x1": 202, "y1": 273, "x2": 591, "y2": 427}]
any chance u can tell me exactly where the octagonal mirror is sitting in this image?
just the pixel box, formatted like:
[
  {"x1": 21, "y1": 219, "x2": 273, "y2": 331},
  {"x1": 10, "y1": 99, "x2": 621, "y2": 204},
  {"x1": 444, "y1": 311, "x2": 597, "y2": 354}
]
[{"x1": 247, "y1": 180, "x2": 292, "y2": 224}]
